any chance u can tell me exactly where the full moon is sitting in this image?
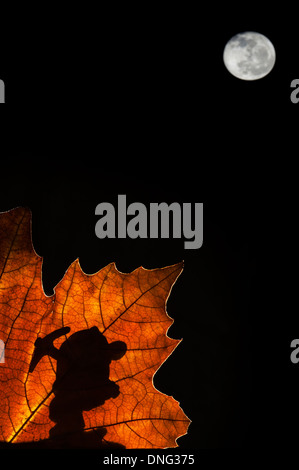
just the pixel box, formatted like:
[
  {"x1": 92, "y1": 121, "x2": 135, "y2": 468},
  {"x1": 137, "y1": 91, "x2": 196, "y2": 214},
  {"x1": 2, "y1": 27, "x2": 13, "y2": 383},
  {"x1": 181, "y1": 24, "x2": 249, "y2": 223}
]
[{"x1": 223, "y1": 31, "x2": 276, "y2": 80}]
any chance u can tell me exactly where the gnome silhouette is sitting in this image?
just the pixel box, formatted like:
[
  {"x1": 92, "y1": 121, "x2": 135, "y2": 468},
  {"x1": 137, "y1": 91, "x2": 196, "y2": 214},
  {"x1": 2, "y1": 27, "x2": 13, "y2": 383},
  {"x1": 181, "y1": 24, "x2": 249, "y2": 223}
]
[{"x1": 29, "y1": 326, "x2": 127, "y2": 448}]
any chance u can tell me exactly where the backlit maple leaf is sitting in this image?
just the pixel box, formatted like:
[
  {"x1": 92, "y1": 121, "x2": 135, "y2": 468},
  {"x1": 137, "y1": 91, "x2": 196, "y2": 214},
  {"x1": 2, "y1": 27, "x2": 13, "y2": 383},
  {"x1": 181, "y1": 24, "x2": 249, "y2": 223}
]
[{"x1": 0, "y1": 207, "x2": 190, "y2": 448}]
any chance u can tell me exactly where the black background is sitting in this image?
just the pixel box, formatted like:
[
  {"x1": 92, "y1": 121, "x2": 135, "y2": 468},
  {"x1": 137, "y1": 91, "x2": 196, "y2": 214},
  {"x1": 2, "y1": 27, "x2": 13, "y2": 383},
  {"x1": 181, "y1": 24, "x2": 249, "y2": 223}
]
[{"x1": 0, "y1": 2, "x2": 298, "y2": 465}]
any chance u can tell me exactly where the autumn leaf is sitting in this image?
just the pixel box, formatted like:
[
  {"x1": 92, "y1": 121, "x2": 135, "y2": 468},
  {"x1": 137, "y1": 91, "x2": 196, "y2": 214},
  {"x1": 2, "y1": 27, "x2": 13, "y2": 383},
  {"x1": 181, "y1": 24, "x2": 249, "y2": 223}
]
[{"x1": 0, "y1": 207, "x2": 190, "y2": 449}]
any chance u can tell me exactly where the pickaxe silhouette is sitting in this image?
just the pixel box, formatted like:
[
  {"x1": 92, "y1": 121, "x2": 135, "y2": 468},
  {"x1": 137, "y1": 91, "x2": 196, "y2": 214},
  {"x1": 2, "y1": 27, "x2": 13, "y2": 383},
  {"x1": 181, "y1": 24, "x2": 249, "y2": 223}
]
[{"x1": 29, "y1": 326, "x2": 70, "y2": 373}]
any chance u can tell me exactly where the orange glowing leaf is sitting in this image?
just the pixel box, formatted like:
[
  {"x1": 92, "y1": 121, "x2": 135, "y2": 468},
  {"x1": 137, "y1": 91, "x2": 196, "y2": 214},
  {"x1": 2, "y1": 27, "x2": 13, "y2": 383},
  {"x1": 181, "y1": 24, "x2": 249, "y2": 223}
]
[{"x1": 0, "y1": 207, "x2": 190, "y2": 448}]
